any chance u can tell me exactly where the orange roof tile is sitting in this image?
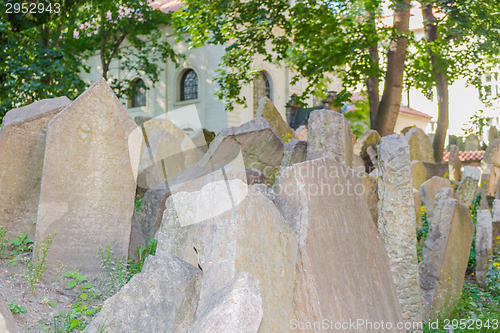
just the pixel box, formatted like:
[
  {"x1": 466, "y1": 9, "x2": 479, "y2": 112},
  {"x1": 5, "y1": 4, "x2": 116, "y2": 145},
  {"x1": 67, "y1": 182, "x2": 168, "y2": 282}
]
[{"x1": 443, "y1": 150, "x2": 485, "y2": 162}]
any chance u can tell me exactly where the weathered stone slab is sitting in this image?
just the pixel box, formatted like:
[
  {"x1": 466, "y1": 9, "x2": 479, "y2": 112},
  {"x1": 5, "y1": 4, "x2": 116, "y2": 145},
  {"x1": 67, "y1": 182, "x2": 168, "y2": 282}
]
[
  {"x1": 448, "y1": 145, "x2": 462, "y2": 182},
  {"x1": 414, "y1": 189, "x2": 423, "y2": 230},
  {"x1": 419, "y1": 176, "x2": 452, "y2": 219},
  {"x1": 411, "y1": 161, "x2": 427, "y2": 190},
  {"x1": 85, "y1": 252, "x2": 202, "y2": 333},
  {"x1": 0, "y1": 97, "x2": 70, "y2": 239},
  {"x1": 306, "y1": 109, "x2": 353, "y2": 167},
  {"x1": 404, "y1": 127, "x2": 434, "y2": 163},
  {"x1": 279, "y1": 139, "x2": 307, "y2": 174},
  {"x1": 0, "y1": 296, "x2": 18, "y2": 333},
  {"x1": 476, "y1": 210, "x2": 493, "y2": 288},
  {"x1": 419, "y1": 196, "x2": 474, "y2": 320},
  {"x1": 274, "y1": 158, "x2": 404, "y2": 331},
  {"x1": 136, "y1": 118, "x2": 204, "y2": 191},
  {"x1": 377, "y1": 134, "x2": 422, "y2": 326},
  {"x1": 198, "y1": 117, "x2": 283, "y2": 178},
  {"x1": 422, "y1": 162, "x2": 449, "y2": 180},
  {"x1": 157, "y1": 182, "x2": 297, "y2": 333},
  {"x1": 359, "y1": 171, "x2": 379, "y2": 226},
  {"x1": 36, "y1": 78, "x2": 139, "y2": 276},
  {"x1": 185, "y1": 272, "x2": 263, "y2": 333},
  {"x1": 354, "y1": 129, "x2": 381, "y2": 173},
  {"x1": 485, "y1": 138, "x2": 500, "y2": 164},
  {"x1": 486, "y1": 164, "x2": 500, "y2": 198},
  {"x1": 464, "y1": 134, "x2": 480, "y2": 151},
  {"x1": 457, "y1": 166, "x2": 481, "y2": 207},
  {"x1": 295, "y1": 125, "x2": 308, "y2": 141},
  {"x1": 493, "y1": 200, "x2": 500, "y2": 250},
  {"x1": 256, "y1": 97, "x2": 297, "y2": 141}
]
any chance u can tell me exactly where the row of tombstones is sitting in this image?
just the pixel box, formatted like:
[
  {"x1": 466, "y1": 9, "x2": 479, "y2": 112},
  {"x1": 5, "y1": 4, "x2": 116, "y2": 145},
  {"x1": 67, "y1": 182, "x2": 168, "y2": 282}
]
[{"x1": 1, "y1": 78, "x2": 500, "y2": 331}]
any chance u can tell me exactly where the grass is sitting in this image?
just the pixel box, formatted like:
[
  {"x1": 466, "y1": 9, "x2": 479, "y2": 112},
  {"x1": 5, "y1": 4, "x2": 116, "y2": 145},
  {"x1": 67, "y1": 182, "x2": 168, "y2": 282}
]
[{"x1": 23, "y1": 233, "x2": 54, "y2": 292}]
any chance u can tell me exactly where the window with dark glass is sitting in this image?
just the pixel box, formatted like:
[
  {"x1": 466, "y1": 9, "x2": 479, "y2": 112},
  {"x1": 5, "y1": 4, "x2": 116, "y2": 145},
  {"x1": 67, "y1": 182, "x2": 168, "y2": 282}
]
[
  {"x1": 130, "y1": 79, "x2": 146, "y2": 108},
  {"x1": 253, "y1": 72, "x2": 271, "y2": 114},
  {"x1": 180, "y1": 69, "x2": 198, "y2": 101}
]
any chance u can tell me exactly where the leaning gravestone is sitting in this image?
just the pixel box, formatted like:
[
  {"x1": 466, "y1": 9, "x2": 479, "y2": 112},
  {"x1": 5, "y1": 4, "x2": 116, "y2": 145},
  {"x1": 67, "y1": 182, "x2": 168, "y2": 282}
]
[
  {"x1": 476, "y1": 210, "x2": 493, "y2": 288},
  {"x1": 0, "y1": 97, "x2": 71, "y2": 239},
  {"x1": 274, "y1": 158, "x2": 405, "y2": 332},
  {"x1": 464, "y1": 134, "x2": 480, "y2": 151},
  {"x1": 411, "y1": 161, "x2": 427, "y2": 190},
  {"x1": 404, "y1": 127, "x2": 434, "y2": 163},
  {"x1": 255, "y1": 97, "x2": 298, "y2": 141},
  {"x1": 457, "y1": 166, "x2": 481, "y2": 207},
  {"x1": 419, "y1": 176, "x2": 452, "y2": 221},
  {"x1": 157, "y1": 182, "x2": 297, "y2": 333},
  {"x1": 422, "y1": 162, "x2": 449, "y2": 180},
  {"x1": 36, "y1": 78, "x2": 139, "y2": 276},
  {"x1": 306, "y1": 109, "x2": 353, "y2": 167},
  {"x1": 198, "y1": 117, "x2": 283, "y2": 179},
  {"x1": 279, "y1": 139, "x2": 307, "y2": 174},
  {"x1": 419, "y1": 193, "x2": 474, "y2": 320},
  {"x1": 377, "y1": 135, "x2": 422, "y2": 326},
  {"x1": 185, "y1": 272, "x2": 263, "y2": 333},
  {"x1": 448, "y1": 145, "x2": 462, "y2": 182},
  {"x1": 85, "y1": 252, "x2": 202, "y2": 333}
]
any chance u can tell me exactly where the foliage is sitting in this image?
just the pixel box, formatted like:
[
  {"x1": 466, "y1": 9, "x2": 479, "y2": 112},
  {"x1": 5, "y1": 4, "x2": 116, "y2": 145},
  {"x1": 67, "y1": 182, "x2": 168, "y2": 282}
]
[
  {"x1": 134, "y1": 195, "x2": 143, "y2": 212},
  {"x1": 8, "y1": 233, "x2": 34, "y2": 255},
  {"x1": 467, "y1": 193, "x2": 481, "y2": 269},
  {"x1": 417, "y1": 206, "x2": 429, "y2": 245},
  {"x1": 462, "y1": 109, "x2": 493, "y2": 138},
  {"x1": 0, "y1": 226, "x2": 7, "y2": 258},
  {"x1": 96, "y1": 244, "x2": 128, "y2": 297},
  {"x1": 23, "y1": 233, "x2": 54, "y2": 292},
  {"x1": 342, "y1": 92, "x2": 371, "y2": 138},
  {"x1": 129, "y1": 238, "x2": 157, "y2": 276},
  {"x1": 173, "y1": 0, "x2": 387, "y2": 110},
  {"x1": 5, "y1": 299, "x2": 27, "y2": 314}
]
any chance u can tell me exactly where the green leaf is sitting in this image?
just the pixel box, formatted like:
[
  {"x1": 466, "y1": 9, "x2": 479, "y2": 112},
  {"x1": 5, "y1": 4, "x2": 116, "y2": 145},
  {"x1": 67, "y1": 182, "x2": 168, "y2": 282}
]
[
  {"x1": 65, "y1": 280, "x2": 77, "y2": 290},
  {"x1": 80, "y1": 293, "x2": 88, "y2": 300},
  {"x1": 48, "y1": 301, "x2": 56, "y2": 308}
]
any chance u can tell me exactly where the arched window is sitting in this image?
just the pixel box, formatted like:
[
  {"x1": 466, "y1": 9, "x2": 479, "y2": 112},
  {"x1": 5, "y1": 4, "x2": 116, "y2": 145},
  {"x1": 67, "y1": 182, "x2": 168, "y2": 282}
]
[
  {"x1": 129, "y1": 78, "x2": 146, "y2": 108},
  {"x1": 253, "y1": 72, "x2": 272, "y2": 114},
  {"x1": 180, "y1": 69, "x2": 198, "y2": 101}
]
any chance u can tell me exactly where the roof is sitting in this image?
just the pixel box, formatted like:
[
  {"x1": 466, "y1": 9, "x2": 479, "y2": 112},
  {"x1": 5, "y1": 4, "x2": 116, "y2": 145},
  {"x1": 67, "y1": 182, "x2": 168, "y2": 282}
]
[
  {"x1": 399, "y1": 105, "x2": 433, "y2": 120},
  {"x1": 443, "y1": 150, "x2": 485, "y2": 162},
  {"x1": 150, "y1": 0, "x2": 182, "y2": 13}
]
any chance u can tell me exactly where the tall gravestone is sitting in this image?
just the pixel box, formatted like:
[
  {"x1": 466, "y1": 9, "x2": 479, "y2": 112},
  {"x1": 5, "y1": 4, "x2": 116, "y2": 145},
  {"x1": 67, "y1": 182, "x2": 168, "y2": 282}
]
[
  {"x1": 419, "y1": 193, "x2": 474, "y2": 320},
  {"x1": 411, "y1": 161, "x2": 427, "y2": 190},
  {"x1": 36, "y1": 78, "x2": 139, "y2": 276},
  {"x1": 306, "y1": 109, "x2": 353, "y2": 167},
  {"x1": 404, "y1": 127, "x2": 434, "y2": 163},
  {"x1": 419, "y1": 176, "x2": 452, "y2": 223},
  {"x1": 457, "y1": 166, "x2": 481, "y2": 207},
  {"x1": 485, "y1": 138, "x2": 500, "y2": 197},
  {"x1": 448, "y1": 145, "x2": 462, "y2": 182},
  {"x1": 274, "y1": 158, "x2": 405, "y2": 332},
  {"x1": 476, "y1": 210, "x2": 493, "y2": 288},
  {"x1": 0, "y1": 97, "x2": 71, "y2": 239},
  {"x1": 377, "y1": 135, "x2": 423, "y2": 327},
  {"x1": 255, "y1": 97, "x2": 298, "y2": 141},
  {"x1": 464, "y1": 134, "x2": 480, "y2": 151}
]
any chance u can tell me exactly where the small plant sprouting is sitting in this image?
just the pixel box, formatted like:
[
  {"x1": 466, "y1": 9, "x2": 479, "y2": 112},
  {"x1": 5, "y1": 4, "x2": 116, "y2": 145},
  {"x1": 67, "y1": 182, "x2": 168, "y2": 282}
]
[
  {"x1": 97, "y1": 244, "x2": 128, "y2": 297},
  {"x1": 23, "y1": 233, "x2": 54, "y2": 292},
  {"x1": 0, "y1": 227, "x2": 7, "y2": 258},
  {"x1": 5, "y1": 299, "x2": 27, "y2": 314},
  {"x1": 9, "y1": 233, "x2": 33, "y2": 256},
  {"x1": 129, "y1": 238, "x2": 157, "y2": 276}
]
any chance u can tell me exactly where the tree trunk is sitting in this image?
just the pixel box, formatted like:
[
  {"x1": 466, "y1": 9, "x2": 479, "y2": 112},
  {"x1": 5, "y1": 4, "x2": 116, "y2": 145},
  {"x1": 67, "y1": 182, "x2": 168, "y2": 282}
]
[
  {"x1": 422, "y1": 3, "x2": 449, "y2": 162},
  {"x1": 374, "y1": 0, "x2": 411, "y2": 136}
]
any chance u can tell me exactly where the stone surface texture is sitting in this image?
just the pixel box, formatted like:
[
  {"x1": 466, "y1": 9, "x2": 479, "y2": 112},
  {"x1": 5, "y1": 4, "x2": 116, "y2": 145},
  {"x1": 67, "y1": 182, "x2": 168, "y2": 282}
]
[
  {"x1": 404, "y1": 127, "x2": 434, "y2": 163},
  {"x1": 376, "y1": 134, "x2": 422, "y2": 326},
  {"x1": 274, "y1": 157, "x2": 405, "y2": 332},
  {"x1": 36, "y1": 79, "x2": 138, "y2": 276},
  {"x1": 279, "y1": 139, "x2": 307, "y2": 174},
  {"x1": 0, "y1": 97, "x2": 71, "y2": 239},
  {"x1": 85, "y1": 252, "x2": 202, "y2": 333},
  {"x1": 419, "y1": 176, "x2": 453, "y2": 220},
  {"x1": 306, "y1": 109, "x2": 353, "y2": 167},
  {"x1": 411, "y1": 161, "x2": 427, "y2": 190},
  {"x1": 457, "y1": 166, "x2": 481, "y2": 207},
  {"x1": 448, "y1": 145, "x2": 462, "y2": 182},
  {"x1": 476, "y1": 210, "x2": 493, "y2": 288},
  {"x1": 255, "y1": 97, "x2": 297, "y2": 141}
]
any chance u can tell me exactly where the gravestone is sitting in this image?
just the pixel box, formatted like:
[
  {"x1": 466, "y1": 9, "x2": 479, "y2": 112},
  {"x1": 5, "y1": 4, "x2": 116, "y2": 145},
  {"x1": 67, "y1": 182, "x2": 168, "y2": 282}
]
[
  {"x1": 475, "y1": 210, "x2": 493, "y2": 288},
  {"x1": 157, "y1": 182, "x2": 297, "y2": 333},
  {"x1": 377, "y1": 135, "x2": 422, "y2": 326},
  {"x1": 419, "y1": 176, "x2": 453, "y2": 221},
  {"x1": 411, "y1": 161, "x2": 427, "y2": 190},
  {"x1": 279, "y1": 139, "x2": 307, "y2": 174},
  {"x1": 404, "y1": 127, "x2": 434, "y2": 163},
  {"x1": 36, "y1": 78, "x2": 139, "y2": 276},
  {"x1": 185, "y1": 272, "x2": 263, "y2": 333},
  {"x1": 255, "y1": 97, "x2": 298, "y2": 141},
  {"x1": 274, "y1": 158, "x2": 405, "y2": 332},
  {"x1": 198, "y1": 117, "x2": 283, "y2": 179},
  {"x1": 0, "y1": 97, "x2": 71, "y2": 239},
  {"x1": 485, "y1": 139, "x2": 500, "y2": 197},
  {"x1": 493, "y1": 200, "x2": 500, "y2": 250},
  {"x1": 414, "y1": 189, "x2": 423, "y2": 230},
  {"x1": 448, "y1": 145, "x2": 462, "y2": 182},
  {"x1": 419, "y1": 196, "x2": 474, "y2": 320},
  {"x1": 422, "y1": 162, "x2": 449, "y2": 180},
  {"x1": 464, "y1": 134, "x2": 480, "y2": 151},
  {"x1": 295, "y1": 125, "x2": 307, "y2": 141},
  {"x1": 306, "y1": 109, "x2": 353, "y2": 167},
  {"x1": 359, "y1": 171, "x2": 379, "y2": 225},
  {"x1": 489, "y1": 126, "x2": 499, "y2": 143},
  {"x1": 457, "y1": 166, "x2": 481, "y2": 207},
  {"x1": 353, "y1": 129, "x2": 381, "y2": 173},
  {"x1": 85, "y1": 253, "x2": 202, "y2": 333},
  {"x1": 136, "y1": 118, "x2": 204, "y2": 192}
]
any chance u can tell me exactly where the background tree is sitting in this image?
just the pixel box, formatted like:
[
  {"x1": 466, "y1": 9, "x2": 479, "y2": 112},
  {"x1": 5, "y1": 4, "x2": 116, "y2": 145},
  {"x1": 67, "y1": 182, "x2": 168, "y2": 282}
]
[
  {"x1": 173, "y1": 0, "x2": 412, "y2": 136},
  {"x1": 406, "y1": 0, "x2": 500, "y2": 161}
]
